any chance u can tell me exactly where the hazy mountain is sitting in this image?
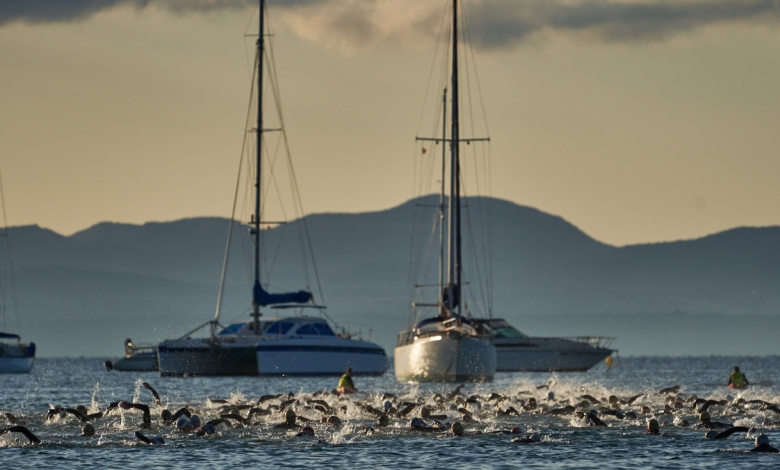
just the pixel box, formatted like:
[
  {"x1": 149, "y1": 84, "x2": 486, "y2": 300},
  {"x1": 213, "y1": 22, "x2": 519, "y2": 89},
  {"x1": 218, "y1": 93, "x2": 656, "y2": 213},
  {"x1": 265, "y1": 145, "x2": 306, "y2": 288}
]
[{"x1": 7, "y1": 196, "x2": 779, "y2": 357}]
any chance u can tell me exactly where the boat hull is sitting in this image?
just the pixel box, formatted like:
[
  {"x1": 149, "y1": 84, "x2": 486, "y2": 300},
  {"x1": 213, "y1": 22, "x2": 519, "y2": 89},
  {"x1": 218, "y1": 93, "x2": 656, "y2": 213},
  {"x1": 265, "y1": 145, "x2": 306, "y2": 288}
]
[
  {"x1": 495, "y1": 340, "x2": 612, "y2": 372},
  {"x1": 394, "y1": 335, "x2": 496, "y2": 382},
  {"x1": 113, "y1": 352, "x2": 159, "y2": 372},
  {"x1": 158, "y1": 339, "x2": 258, "y2": 377},
  {"x1": 256, "y1": 340, "x2": 387, "y2": 376},
  {"x1": 0, "y1": 357, "x2": 34, "y2": 374}
]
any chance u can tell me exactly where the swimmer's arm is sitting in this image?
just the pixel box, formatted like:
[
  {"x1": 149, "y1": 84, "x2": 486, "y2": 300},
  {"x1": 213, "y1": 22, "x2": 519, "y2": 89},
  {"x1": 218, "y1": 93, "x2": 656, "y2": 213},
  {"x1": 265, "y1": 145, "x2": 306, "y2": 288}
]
[
  {"x1": 142, "y1": 383, "x2": 162, "y2": 407},
  {"x1": 171, "y1": 408, "x2": 191, "y2": 420},
  {"x1": 2, "y1": 426, "x2": 41, "y2": 444},
  {"x1": 63, "y1": 408, "x2": 88, "y2": 422},
  {"x1": 134, "y1": 431, "x2": 152, "y2": 444}
]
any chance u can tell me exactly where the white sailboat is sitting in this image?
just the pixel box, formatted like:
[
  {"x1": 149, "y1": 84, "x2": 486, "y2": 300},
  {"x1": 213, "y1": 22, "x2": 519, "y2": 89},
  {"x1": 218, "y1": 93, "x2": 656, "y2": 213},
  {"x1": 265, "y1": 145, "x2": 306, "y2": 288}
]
[
  {"x1": 158, "y1": 0, "x2": 387, "y2": 377},
  {"x1": 0, "y1": 170, "x2": 35, "y2": 374},
  {"x1": 470, "y1": 319, "x2": 615, "y2": 372},
  {"x1": 394, "y1": 0, "x2": 496, "y2": 382}
]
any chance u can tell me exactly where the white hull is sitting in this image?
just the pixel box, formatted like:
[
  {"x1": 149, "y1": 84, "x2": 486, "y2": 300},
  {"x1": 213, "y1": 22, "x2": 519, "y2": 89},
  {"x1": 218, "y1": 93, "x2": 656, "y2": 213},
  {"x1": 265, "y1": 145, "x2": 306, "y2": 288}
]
[
  {"x1": 159, "y1": 330, "x2": 388, "y2": 377},
  {"x1": 395, "y1": 334, "x2": 496, "y2": 382},
  {"x1": 0, "y1": 357, "x2": 34, "y2": 374},
  {"x1": 256, "y1": 338, "x2": 387, "y2": 376},
  {"x1": 495, "y1": 338, "x2": 612, "y2": 372},
  {"x1": 113, "y1": 352, "x2": 159, "y2": 372}
]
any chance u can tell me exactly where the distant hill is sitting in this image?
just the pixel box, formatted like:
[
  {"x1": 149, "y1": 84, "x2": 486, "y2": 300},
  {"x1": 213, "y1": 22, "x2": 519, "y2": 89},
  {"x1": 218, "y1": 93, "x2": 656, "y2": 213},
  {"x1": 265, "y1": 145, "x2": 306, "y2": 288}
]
[{"x1": 7, "y1": 196, "x2": 780, "y2": 356}]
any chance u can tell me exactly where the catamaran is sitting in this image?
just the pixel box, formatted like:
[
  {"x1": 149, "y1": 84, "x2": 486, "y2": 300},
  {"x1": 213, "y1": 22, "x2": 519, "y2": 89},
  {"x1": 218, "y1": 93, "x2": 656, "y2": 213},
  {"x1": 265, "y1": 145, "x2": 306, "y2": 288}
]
[
  {"x1": 157, "y1": 0, "x2": 387, "y2": 377},
  {"x1": 394, "y1": 0, "x2": 496, "y2": 382}
]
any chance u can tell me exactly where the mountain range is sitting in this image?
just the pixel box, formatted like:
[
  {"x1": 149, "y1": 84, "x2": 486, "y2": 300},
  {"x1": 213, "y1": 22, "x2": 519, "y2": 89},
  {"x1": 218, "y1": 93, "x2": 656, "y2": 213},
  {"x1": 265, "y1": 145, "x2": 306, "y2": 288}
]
[{"x1": 6, "y1": 196, "x2": 779, "y2": 357}]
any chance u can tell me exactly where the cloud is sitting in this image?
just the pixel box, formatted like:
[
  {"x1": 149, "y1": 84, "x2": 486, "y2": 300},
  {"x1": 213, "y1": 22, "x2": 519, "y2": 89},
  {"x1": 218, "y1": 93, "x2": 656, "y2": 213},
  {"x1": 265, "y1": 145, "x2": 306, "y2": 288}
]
[{"x1": 3, "y1": 0, "x2": 780, "y2": 50}]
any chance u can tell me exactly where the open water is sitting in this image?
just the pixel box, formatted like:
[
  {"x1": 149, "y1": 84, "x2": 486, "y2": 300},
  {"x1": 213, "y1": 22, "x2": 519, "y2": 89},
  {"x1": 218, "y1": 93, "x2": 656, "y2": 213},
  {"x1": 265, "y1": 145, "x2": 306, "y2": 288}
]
[{"x1": 1, "y1": 356, "x2": 779, "y2": 469}]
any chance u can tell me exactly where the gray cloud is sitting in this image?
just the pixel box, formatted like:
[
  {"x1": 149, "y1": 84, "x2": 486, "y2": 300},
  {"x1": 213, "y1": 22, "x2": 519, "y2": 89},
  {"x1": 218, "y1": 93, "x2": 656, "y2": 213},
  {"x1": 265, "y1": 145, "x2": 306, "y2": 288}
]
[{"x1": 3, "y1": 0, "x2": 780, "y2": 49}]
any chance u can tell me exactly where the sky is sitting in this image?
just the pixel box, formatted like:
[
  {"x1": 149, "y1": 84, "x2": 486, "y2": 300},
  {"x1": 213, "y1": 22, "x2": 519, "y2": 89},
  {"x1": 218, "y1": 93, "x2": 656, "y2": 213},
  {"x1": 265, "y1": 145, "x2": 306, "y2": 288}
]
[{"x1": 1, "y1": 0, "x2": 780, "y2": 246}]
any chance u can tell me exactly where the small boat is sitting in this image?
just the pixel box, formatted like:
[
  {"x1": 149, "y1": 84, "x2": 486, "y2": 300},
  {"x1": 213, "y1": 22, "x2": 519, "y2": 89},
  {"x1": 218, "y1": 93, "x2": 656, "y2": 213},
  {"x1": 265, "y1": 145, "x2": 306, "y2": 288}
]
[
  {"x1": 105, "y1": 339, "x2": 158, "y2": 372},
  {"x1": 394, "y1": 0, "x2": 496, "y2": 382},
  {"x1": 157, "y1": 0, "x2": 387, "y2": 377},
  {"x1": 470, "y1": 319, "x2": 615, "y2": 372},
  {"x1": 0, "y1": 333, "x2": 35, "y2": 374}
]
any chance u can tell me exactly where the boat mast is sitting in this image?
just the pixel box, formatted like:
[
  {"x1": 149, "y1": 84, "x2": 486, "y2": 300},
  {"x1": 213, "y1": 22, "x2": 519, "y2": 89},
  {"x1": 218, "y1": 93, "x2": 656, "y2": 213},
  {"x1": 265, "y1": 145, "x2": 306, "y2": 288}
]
[
  {"x1": 438, "y1": 88, "x2": 447, "y2": 317},
  {"x1": 252, "y1": 0, "x2": 265, "y2": 333},
  {"x1": 447, "y1": 0, "x2": 462, "y2": 323}
]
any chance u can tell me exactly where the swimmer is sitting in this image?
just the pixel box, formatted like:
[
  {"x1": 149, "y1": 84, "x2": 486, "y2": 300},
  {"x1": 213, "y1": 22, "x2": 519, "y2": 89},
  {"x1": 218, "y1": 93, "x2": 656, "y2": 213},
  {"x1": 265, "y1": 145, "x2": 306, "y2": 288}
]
[
  {"x1": 451, "y1": 421, "x2": 464, "y2": 437},
  {"x1": 728, "y1": 367, "x2": 749, "y2": 388},
  {"x1": 295, "y1": 426, "x2": 315, "y2": 437},
  {"x1": 488, "y1": 426, "x2": 524, "y2": 435},
  {"x1": 135, "y1": 431, "x2": 165, "y2": 445},
  {"x1": 220, "y1": 413, "x2": 250, "y2": 427},
  {"x1": 658, "y1": 385, "x2": 681, "y2": 395},
  {"x1": 751, "y1": 434, "x2": 779, "y2": 453},
  {"x1": 704, "y1": 426, "x2": 750, "y2": 440},
  {"x1": 697, "y1": 411, "x2": 730, "y2": 430},
  {"x1": 0, "y1": 425, "x2": 40, "y2": 444},
  {"x1": 161, "y1": 407, "x2": 191, "y2": 425},
  {"x1": 142, "y1": 383, "x2": 162, "y2": 407},
  {"x1": 512, "y1": 433, "x2": 542, "y2": 444},
  {"x1": 81, "y1": 423, "x2": 96, "y2": 437},
  {"x1": 647, "y1": 419, "x2": 660, "y2": 434},
  {"x1": 273, "y1": 409, "x2": 300, "y2": 430},
  {"x1": 410, "y1": 417, "x2": 448, "y2": 432},
  {"x1": 337, "y1": 368, "x2": 357, "y2": 394},
  {"x1": 119, "y1": 401, "x2": 152, "y2": 429}
]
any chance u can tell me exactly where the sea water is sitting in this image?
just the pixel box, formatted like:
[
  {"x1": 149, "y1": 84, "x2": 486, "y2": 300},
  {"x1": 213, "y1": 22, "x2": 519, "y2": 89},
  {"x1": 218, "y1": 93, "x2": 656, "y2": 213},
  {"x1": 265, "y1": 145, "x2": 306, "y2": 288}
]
[{"x1": 1, "y1": 356, "x2": 779, "y2": 469}]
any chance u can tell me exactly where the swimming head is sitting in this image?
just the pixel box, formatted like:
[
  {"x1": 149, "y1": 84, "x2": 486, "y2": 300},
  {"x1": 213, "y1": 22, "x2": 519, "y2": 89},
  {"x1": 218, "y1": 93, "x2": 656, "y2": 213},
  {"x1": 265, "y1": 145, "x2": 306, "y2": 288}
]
[
  {"x1": 756, "y1": 434, "x2": 770, "y2": 446},
  {"x1": 299, "y1": 426, "x2": 315, "y2": 437},
  {"x1": 647, "y1": 419, "x2": 660, "y2": 434},
  {"x1": 82, "y1": 423, "x2": 96, "y2": 437},
  {"x1": 410, "y1": 417, "x2": 425, "y2": 429},
  {"x1": 547, "y1": 391, "x2": 555, "y2": 400},
  {"x1": 200, "y1": 424, "x2": 216, "y2": 435},
  {"x1": 176, "y1": 416, "x2": 190, "y2": 431},
  {"x1": 608, "y1": 395, "x2": 619, "y2": 405},
  {"x1": 188, "y1": 415, "x2": 201, "y2": 429},
  {"x1": 705, "y1": 430, "x2": 718, "y2": 439},
  {"x1": 528, "y1": 433, "x2": 541, "y2": 443},
  {"x1": 462, "y1": 414, "x2": 474, "y2": 423},
  {"x1": 285, "y1": 409, "x2": 296, "y2": 425},
  {"x1": 511, "y1": 427, "x2": 522, "y2": 434},
  {"x1": 377, "y1": 413, "x2": 389, "y2": 427},
  {"x1": 699, "y1": 411, "x2": 711, "y2": 423},
  {"x1": 160, "y1": 410, "x2": 172, "y2": 423},
  {"x1": 327, "y1": 415, "x2": 342, "y2": 425},
  {"x1": 451, "y1": 421, "x2": 464, "y2": 437},
  {"x1": 384, "y1": 401, "x2": 392, "y2": 411},
  {"x1": 421, "y1": 407, "x2": 431, "y2": 419},
  {"x1": 76, "y1": 405, "x2": 88, "y2": 416}
]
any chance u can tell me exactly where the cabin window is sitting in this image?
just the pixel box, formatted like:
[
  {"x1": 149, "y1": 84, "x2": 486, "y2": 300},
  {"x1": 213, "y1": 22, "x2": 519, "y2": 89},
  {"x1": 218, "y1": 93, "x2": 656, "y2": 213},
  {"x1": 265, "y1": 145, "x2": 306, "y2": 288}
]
[
  {"x1": 218, "y1": 323, "x2": 245, "y2": 336},
  {"x1": 263, "y1": 321, "x2": 295, "y2": 335},
  {"x1": 314, "y1": 323, "x2": 336, "y2": 336},
  {"x1": 295, "y1": 324, "x2": 319, "y2": 335}
]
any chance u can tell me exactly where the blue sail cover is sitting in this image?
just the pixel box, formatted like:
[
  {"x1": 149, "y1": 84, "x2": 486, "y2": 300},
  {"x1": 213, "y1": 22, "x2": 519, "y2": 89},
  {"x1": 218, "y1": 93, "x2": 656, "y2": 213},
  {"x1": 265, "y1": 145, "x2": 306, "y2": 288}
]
[
  {"x1": 253, "y1": 282, "x2": 312, "y2": 307},
  {"x1": 0, "y1": 331, "x2": 20, "y2": 340}
]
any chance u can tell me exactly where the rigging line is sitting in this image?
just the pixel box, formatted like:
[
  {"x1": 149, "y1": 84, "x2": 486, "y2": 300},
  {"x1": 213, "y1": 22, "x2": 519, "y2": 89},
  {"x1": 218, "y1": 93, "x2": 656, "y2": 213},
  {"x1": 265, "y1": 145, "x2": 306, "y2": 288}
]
[
  {"x1": 265, "y1": 28, "x2": 318, "y2": 304},
  {"x1": 215, "y1": 52, "x2": 259, "y2": 323},
  {"x1": 415, "y1": 0, "x2": 453, "y2": 137},
  {"x1": 462, "y1": 6, "x2": 492, "y2": 137},
  {"x1": 0, "y1": 156, "x2": 21, "y2": 336}
]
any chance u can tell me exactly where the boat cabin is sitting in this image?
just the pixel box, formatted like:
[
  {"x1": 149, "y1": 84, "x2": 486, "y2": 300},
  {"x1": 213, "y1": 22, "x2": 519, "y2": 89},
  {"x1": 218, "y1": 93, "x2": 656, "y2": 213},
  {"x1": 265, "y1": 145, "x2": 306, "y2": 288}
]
[{"x1": 218, "y1": 317, "x2": 337, "y2": 338}]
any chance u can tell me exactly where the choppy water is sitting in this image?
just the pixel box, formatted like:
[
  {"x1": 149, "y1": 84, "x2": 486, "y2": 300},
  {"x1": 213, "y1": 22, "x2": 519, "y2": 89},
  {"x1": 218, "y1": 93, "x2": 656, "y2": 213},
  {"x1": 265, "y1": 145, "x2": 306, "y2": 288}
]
[{"x1": 2, "y1": 356, "x2": 780, "y2": 469}]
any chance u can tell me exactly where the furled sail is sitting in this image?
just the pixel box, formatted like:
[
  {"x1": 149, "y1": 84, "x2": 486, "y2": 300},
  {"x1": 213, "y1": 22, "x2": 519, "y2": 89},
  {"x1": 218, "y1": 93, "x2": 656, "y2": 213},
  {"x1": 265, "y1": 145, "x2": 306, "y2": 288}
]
[{"x1": 253, "y1": 282, "x2": 312, "y2": 307}]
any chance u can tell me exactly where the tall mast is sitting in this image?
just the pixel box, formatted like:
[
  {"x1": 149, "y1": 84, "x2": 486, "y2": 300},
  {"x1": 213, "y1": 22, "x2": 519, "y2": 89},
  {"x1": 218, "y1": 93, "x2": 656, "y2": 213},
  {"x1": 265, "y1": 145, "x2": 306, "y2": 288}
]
[
  {"x1": 439, "y1": 88, "x2": 447, "y2": 317},
  {"x1": 447, "y1": 0, "x2": 461, "y2": 321},
  {"x1": 252, "y1": 0, "x2": 265, "y2": 332}
]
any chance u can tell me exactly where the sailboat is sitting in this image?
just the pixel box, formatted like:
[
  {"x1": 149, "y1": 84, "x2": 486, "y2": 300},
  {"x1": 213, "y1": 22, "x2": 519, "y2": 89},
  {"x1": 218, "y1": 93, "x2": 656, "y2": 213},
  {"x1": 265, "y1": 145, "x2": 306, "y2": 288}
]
[
  {"x1": 394, "y1": 0, "x2": 496, "y2": 382},
  {"x1": 157, "y1": 0, "x2": 387, "y2": 377},
  {"x1": 0, "y1": 171, "x2": 35, "y2": 374}
]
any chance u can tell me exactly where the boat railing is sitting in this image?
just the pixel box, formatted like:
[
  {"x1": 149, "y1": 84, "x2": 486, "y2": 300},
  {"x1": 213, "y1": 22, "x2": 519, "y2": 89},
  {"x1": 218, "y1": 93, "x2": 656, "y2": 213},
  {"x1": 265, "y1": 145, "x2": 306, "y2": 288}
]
[
  {"x1": 334, "y1": 323, "x2": 373, "y2": 342},
  {"x1": 125, "y1": 341, "x2": 157, "y2": 358},
  {"x1": 397, "y1": 325, "x2": 492, "y2": 347},
  {"x1": 555, "y1": 336, "x2": 616, "y2": 350}
]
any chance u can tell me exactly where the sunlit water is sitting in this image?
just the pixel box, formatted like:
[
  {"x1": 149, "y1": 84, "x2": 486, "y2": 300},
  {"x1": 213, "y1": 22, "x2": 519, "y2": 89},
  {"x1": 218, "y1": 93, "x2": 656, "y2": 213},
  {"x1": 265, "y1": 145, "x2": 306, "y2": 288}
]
[{"x1": 2, "y1": 357, "x2": 779, "y2": 469}]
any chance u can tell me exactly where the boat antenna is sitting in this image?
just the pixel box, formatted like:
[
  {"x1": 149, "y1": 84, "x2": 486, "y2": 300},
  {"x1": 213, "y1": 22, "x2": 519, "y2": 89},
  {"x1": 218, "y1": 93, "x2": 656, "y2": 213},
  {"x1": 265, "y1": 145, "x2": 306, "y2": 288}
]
[{"x1": 251, "y1": 0, "x2": 265, "y2": 334}]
